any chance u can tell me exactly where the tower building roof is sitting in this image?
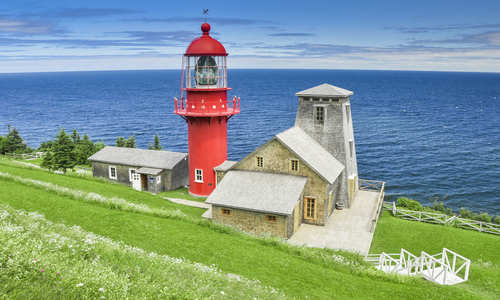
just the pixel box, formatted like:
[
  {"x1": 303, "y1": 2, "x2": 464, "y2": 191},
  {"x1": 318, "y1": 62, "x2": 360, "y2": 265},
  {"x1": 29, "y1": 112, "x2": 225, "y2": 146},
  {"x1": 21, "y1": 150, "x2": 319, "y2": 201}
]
[
  {"x1": 296, "y1": 83, "x2": 353, "y2": 98},
  {"x1": 185, "y1": 22, "x2": 227, "y2": 56},
  {"x1": 276, "y1": 127, "x2": 344, "y2": 184}
]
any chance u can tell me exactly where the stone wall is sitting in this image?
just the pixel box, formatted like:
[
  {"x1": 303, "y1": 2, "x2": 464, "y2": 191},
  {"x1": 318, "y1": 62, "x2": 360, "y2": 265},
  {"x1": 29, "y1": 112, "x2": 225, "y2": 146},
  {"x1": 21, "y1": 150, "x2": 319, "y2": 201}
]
[
  {"x1": 212, "y1": 205, "x2": 291, "y2": 238},
  {"x1": 232, "y1": 139, "x2": 330, "y2": 226}
]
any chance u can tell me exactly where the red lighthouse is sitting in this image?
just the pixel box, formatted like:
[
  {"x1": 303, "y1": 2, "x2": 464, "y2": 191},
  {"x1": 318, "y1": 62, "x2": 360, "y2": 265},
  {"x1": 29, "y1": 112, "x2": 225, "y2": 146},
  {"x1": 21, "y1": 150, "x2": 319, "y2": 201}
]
[{"x1": 174, "y1": 22, "x2": 240, "y2": 196}]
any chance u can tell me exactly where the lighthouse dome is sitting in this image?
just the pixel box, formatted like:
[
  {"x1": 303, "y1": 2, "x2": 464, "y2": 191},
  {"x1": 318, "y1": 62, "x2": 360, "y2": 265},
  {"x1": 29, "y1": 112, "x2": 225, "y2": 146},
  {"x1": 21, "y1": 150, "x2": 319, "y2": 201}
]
[{"x1": 185, "y1": 23, "x2": 228, "y2": 56}]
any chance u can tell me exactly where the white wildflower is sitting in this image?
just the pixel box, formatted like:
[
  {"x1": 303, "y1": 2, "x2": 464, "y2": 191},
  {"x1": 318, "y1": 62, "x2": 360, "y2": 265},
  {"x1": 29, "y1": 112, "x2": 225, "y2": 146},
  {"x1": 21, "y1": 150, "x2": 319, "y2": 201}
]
[{"x1": 76, "y1": 283, "x2": 84, "y2": 287}]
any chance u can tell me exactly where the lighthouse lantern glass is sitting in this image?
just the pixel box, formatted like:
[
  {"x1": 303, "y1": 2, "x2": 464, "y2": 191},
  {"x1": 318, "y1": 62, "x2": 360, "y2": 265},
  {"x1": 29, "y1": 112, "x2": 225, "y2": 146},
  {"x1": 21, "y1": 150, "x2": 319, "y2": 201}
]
[
  {"x1": 184, "y1": 55, "x2": 227, "y2": 89},
  {"x1": 195, "y1": 56, "x2": 218, "y2": 86}
]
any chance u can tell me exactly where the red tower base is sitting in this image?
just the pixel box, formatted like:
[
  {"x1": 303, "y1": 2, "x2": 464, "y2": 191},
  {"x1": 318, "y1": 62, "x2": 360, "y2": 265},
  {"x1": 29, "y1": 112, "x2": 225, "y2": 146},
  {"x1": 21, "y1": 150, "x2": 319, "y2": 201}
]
[{"x1": 187, "y1": 116, "x2": 228, "y2": 196}]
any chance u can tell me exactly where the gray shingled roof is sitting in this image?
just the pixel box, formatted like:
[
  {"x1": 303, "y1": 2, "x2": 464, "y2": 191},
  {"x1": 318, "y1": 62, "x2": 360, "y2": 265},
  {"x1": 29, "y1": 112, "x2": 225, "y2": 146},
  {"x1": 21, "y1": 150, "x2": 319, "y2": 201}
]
[
  {"x1": 276, "y1": 127, "x2": 344, "y2": 184},
  {"x1": 136, "y1": 167, "x2": 163, "y2": 175},
  {"x1": 89, "y1": 146, "x2": 186, "y2": 170},
  {"x1": 296, "y1": 83, "x2": 353, "y2": 97},
  {"x1": 214, "y1": 160, "x2": 237, "y2": 171},
  {"x1": 206, "y1": 170, "x2": 307, "y2": 215}
]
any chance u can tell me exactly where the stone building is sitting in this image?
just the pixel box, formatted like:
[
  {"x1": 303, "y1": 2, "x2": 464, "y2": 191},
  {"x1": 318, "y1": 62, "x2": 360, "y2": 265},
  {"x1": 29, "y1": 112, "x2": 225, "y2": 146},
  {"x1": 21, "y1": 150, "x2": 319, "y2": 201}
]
[
  {"x1": 206, "y1": 83, "x2": 360, "y2": 238},
  {"x1": 89, "y1": 146, "x2": 188, "y2": 193}
]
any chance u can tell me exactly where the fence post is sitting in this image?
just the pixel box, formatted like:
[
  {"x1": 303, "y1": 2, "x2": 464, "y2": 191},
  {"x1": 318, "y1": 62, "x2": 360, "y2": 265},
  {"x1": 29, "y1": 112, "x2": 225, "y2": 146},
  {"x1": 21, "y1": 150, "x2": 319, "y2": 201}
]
[{"x1": 392, "y1": 201, "x2": 396, "y2": 216}]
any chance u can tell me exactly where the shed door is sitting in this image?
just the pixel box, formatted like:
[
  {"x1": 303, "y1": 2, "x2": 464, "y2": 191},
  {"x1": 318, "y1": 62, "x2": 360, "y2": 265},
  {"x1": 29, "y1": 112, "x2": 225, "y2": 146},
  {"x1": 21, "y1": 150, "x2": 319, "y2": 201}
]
[{"x1": 132, "y1": 173, "x2": 141, "y2": 191}]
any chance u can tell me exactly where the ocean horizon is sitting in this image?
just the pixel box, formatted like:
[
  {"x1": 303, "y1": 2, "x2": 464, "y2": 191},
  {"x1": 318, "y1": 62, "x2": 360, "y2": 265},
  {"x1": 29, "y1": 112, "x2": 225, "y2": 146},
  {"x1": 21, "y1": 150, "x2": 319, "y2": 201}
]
[{"x1": 1, "y1": 69, "x2": 499, "y2": 215}]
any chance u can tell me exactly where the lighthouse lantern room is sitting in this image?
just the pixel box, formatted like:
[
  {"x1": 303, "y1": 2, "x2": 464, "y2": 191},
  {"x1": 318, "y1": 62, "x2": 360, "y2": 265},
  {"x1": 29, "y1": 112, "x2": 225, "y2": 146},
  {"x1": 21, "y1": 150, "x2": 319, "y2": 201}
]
[{"x1": 174, "y1": 22, "x2": 240, "y2": 196}]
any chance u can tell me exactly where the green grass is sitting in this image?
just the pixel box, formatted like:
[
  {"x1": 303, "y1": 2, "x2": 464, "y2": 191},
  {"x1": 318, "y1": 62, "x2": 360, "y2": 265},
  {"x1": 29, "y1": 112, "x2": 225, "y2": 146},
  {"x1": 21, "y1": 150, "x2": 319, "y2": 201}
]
[
  {"x1": 371, "y1": 211, "x2": 500, "y2": 299},
  {"x1": 1, "y1": 157, "x2": 497, "y2": 299},
  {"x1": 159, "y1": 187, "x2": 207, "y2": 202},
  {"x1": 0, "y1": 158, "x2": 204, "y2": 218}
]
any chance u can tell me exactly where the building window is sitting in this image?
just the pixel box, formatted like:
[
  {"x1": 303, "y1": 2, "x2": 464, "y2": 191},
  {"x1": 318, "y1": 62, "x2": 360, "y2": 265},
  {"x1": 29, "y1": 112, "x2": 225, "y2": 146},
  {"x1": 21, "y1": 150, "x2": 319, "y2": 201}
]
[
  {"x1": 221, "y1": 208, "x2": 231, "y2": 215},
  {"x1": 195, "y1": 169, "x2": 203, "y2": 183},
  {"x1": 314, "y1": 106, "x2": 325, "y2": 126},
  {"x1": 156, "y1": 175, "x2": 161, "y2": 184},
  {"x1": 129, "y1": 168, "x2": 136, "y2": 182},
  {"x1": 266, "y1": 215, "x2": 277, "y2": 222},
  {"x1": 256, "y1": 156, "x2": 264, "y2": 168},
  {"x1": 349, "y1": 140, "x2": 354, "y2": 158},
  {"x1": 109, "y1": 166, "x2": 117, "y2": 180},
  {"x1": 304, "y1": 197, "x2": 316, "y2": 220},
  {"x1": 290, "y1": 159, "x2": 299, "y2": 172},
  {"x1": 346, "y1": 104, "x2": 351, "y2": 123}
]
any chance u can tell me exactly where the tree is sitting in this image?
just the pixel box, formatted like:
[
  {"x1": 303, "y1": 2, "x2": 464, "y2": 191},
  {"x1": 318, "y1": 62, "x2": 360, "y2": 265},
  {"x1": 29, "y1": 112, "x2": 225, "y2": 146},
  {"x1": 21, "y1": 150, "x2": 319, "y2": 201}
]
[
  {"x1": 116, "y1": 136, "x2": 126, "y2": 147},
  {"x1": 41, "y1": 151, "x2": 54, "y2": 170},
  {"x1": 74, "y1": 133, "x2": 96, "y2": 165},
  {"x1": 153, "y1": 133, "x2": 162, "y2": 150},
  {"x1": 52, "y1": 129, "x2": 77, "y2": 173},
  {"x1": 38, "y1": 141, "x2": 54, "y2": 152},
  {"x1": 125, "y1": 136, "x2": 136, "y2": 148},
  {"x1": 71, "y1": 129, "x2": 80, "y2": 144},
  {"x1": 5, "y1": 127, "x2": 27, "y2": 154},
  {"x1": 0, "y1": 136, "x2": 6, "y2": 155}
]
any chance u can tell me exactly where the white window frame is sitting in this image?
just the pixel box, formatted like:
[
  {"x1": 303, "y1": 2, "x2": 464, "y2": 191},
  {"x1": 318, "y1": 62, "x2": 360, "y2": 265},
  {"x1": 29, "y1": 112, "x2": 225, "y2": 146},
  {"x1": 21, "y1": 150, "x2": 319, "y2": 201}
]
[
  {"x1": 156, "y1": 175, "x2": 161, "y2": 184},
  {"x1": 345, "y1": 103, "x2": 351, "y2": 123},
  {"x1": 349, "y1": 140, "x2": 354, "y2": 158},
  {"x1": 129, "y1": 168, "x2": 137, "y2": 182},
  {"x1": 195, "y1": 169, "x2": 203, "y2": 183},
  {"x1": 109, "y1": 166, "x2": 117, "y2": 180},
  {"x1": 314, "y1": 104, "x2": 327, "y2": 126}
]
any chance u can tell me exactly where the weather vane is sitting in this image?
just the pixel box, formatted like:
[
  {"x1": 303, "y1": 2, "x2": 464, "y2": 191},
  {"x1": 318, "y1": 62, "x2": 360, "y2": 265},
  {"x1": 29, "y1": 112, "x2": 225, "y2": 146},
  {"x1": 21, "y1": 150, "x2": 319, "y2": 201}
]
[{"x1": 203, "y1": 9, "x2": 208, "y2": 22}]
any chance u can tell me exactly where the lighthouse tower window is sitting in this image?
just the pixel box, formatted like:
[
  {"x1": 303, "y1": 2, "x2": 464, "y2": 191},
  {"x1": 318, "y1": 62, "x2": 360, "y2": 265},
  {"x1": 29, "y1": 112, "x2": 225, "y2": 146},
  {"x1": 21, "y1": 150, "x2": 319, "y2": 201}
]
[
  {"x1": 314, "y1": 106, "x2": 325, "y2": 126},
  {"x1": 195, "y1": 56, "x2": 218, "y2": 86},
  {"x1": 195, "y1": 169, "x2": 203, "y2": 183}
]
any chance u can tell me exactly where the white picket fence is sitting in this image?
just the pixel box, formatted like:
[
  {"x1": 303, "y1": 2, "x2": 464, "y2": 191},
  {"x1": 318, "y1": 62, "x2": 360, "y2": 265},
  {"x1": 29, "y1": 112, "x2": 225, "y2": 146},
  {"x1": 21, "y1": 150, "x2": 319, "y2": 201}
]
[
  {"x1": 366, "y1": 248, "x2": 470, "y2": 285},
  {"x1": 383, "y1": 201, "x2": 500, "y2": 235}
]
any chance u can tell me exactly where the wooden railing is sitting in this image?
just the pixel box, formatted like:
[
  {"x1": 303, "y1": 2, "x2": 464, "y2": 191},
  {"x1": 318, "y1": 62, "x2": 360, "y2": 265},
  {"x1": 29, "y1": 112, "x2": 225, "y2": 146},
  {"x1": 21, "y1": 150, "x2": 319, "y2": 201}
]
[
  {"x1": 359, "y1": 179, "x2": 386, "y2": 233},
  {"x1": 5, "y1": 152, "x2": 44, "y2": 160},
  {"x1": 384, "y1": 201, "x2": 500, "y2": 235}
]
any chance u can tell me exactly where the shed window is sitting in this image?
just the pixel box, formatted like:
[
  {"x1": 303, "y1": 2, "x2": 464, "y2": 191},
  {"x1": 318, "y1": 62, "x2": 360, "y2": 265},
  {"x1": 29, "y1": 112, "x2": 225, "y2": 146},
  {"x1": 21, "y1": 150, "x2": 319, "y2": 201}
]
[
  {"x1": 290, "y1": 159, "x2": 299, "y2": 172},
  {"x1": 314, "y1": 106, "x2": 325, "y2": 126},
  {"x1": 129, "y1": 168, "x2": 136, "y2": 182},
  {"x1": 266, "y1": 215, "x2": 277, "y2": 222},
  {"x1": 304, "y1": 197, "x2": 316, "y2": 220},
  {"x1": 156, "y1": 175, "x2": 161, "y2": 184},
  {"x1": 256, "y1": 156, "x2": 264, "y2": 168},
  {"x1": 221, "y1": 208, "x2": 231, "y2": 215},
  {"x1": 109, "y1": 166, "x2": 117, "y2": 180},
  {"x1": 195, "y1": 169, "x2": 203, "y2": 183}
]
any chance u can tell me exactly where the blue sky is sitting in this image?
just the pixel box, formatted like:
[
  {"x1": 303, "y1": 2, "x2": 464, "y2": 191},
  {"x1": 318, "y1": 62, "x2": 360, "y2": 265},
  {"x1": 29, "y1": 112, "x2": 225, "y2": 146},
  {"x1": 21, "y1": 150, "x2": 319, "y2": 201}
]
[{"x1": 1, "y1": 0, "x2": 500, "y2": 73}]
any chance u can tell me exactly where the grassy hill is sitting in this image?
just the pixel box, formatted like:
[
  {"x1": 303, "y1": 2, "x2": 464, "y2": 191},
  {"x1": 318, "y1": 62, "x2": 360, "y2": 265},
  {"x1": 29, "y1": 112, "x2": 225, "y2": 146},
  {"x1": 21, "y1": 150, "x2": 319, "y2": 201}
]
[{"x1": 1, "y1": 157, "x2": 498, "y2": 299}]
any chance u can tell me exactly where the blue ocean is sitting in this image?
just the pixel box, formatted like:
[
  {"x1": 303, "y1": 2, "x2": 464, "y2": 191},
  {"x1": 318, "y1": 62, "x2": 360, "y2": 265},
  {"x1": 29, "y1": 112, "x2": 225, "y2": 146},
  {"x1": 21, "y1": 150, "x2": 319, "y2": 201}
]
[{"x1": 0, "y1": 69, "x2": 499, "y2": 214}]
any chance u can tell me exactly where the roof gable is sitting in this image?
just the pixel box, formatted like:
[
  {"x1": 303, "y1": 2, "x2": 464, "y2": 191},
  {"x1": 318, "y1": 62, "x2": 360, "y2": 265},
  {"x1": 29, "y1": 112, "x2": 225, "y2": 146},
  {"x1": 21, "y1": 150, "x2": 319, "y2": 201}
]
[
  {"x1": 276, "y1": 127, "x2": 344, "y2": 184},
  {"x1": 88, "y1": 146, "x2": 187, "y2": 170},
  {"x1": 296, "y1": 83, "x2": 353, "y2": 98},
  {"x1": 206, "y1": 170, "x2": 307, "y2": 215}
]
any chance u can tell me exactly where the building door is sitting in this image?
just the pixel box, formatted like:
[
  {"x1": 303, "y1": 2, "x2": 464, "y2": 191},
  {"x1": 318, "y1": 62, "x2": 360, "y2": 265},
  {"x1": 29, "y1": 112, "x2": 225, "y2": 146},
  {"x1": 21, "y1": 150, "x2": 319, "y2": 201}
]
[
  {"x1": 132, "y1": 173, "x2": 141, "y2": 191},
  {"x1": 304, "y1": 197, "x2": 316, "y2": 221},
  {"x1": 141, "y1": 174, "x2": 148, "y2": 190}
]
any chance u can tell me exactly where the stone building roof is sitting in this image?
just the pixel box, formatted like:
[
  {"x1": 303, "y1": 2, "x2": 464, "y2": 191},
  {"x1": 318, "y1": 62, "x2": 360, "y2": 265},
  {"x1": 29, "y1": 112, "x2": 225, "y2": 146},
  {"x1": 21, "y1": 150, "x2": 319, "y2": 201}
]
[
  {"x1": 276, "y1": 127, "x2": 344, "y2": 184},
  {"x1": 214, "y1": 160, "x2": 237, "y2": 171},
  {"x1": 89, "y1": 146, "x2": 187, "y2": 170},
  {"x1": 296, "y1": 83, "x2": 353, "y2": 98},
  {"x1": 206, "y1": 170, "x2": 307, "y2": 215}
]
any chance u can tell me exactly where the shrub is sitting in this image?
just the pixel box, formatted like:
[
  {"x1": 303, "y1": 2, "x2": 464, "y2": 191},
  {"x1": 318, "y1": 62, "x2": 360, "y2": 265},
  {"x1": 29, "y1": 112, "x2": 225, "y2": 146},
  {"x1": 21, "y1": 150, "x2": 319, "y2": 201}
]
[
  {"x1": 459, "y1": 207, "x2": 473, "y2": 219},
  {"x1": 396, "y1": 197, "x2": 423, "y2": 211},
  {"x1": 430, "y1": 201, "x2": 452, "y2": 215},
  {"x1": 494, "y1": 216, "x2": 500, "y2": 225},
  {"x1": 474, "y1": 212, "x2": 492, "y2": 223}
]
